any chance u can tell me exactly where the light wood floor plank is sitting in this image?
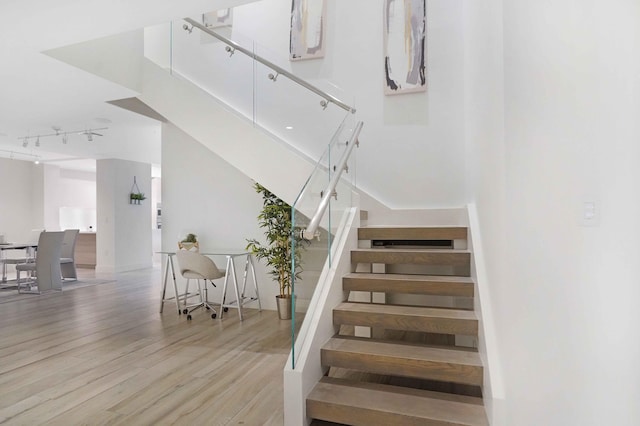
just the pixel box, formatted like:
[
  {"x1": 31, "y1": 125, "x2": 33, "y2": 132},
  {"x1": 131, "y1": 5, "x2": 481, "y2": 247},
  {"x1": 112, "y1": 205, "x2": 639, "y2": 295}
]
[{"x1": 0, "y1": 268, "x2": 292, "y2": 425}]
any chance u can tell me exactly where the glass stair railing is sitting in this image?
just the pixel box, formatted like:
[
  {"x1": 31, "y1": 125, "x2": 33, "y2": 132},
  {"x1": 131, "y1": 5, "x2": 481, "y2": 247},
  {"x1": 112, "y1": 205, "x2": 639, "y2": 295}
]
[
  {"x1": 290, "y1": 119, "x2": 363, "y2": 368},
  {"x1": 144, "y1": 18, "x2": 355, "y2": 162}
]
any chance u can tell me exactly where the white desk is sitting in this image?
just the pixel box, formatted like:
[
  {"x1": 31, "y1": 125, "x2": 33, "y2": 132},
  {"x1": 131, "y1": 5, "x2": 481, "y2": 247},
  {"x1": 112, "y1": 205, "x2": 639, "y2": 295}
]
[
  {"x1": 158, "y1": 250, "x2": 261, "y2": 321},
  {"x1": 0, "y1": 243, "x2": 37, "y2": 284}
]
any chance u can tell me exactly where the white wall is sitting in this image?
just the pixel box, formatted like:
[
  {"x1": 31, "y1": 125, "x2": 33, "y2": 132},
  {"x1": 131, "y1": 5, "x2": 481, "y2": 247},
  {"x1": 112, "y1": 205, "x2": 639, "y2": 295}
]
[
  {"x1": 462, "y1": 0, "x2": 507, "y2": 423},
  {"x1": 161, "y1": 122, "x2": 280, "y2": 310},
  {"x1": 0, "y1": 158, "x2": 44, "y2": 242},
  {"x1": 96, "y1": 158, "x2": 153, "y2": 273},
  {"x1": 465, "y1": 0, "x2": 640, "y2": 424}
]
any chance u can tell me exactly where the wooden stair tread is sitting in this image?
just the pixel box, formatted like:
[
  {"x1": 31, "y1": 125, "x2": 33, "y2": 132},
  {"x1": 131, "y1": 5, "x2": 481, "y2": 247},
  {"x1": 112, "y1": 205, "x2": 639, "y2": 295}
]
[
  {"x1": 344, "y1": 273, "x2": 474, "y2": 296},
  {"x1": 351, "y1": 248, "x2": 470, "y2": 266},
  {"x1": 358, "y1": 227, "x2": 468, "y2": 241},
  {"x1": 323, "y1": 337, "x2": 483, "y2": 367},
  {"x1": 335, "y1": 302, "x2": 477, "y2": 321},
  {"x1": 308, "y1": 377, "x2": 488, "y2": 426}
]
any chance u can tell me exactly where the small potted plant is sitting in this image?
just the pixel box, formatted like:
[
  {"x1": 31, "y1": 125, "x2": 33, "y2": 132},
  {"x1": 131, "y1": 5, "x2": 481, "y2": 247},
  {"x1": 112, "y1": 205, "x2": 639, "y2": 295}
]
[
  {"x1": 129, "y1": 192, "x2": 147, "y2": 204},
  {"x1": 179, "y1": 233, "x2": 199, "y2": 251},
  {"x1": 246, "y1": 183, "x2": 306, "y2": 319}
]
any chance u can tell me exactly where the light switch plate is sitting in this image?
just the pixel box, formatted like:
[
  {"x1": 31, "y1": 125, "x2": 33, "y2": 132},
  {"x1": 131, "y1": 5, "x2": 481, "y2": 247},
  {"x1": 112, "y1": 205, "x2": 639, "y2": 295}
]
[{"x1": 581, "y1": 201, "x2": 599, "y2": 227}]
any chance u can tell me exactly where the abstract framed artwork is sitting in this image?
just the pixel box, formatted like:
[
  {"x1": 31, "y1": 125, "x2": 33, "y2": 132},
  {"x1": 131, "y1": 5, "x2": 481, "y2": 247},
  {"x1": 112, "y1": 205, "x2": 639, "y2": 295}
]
[
  {"x1": 383, "y1": 0, "x2": 427, "y2": 95},
  {"x1": 290, "y1": 0, "x2": 327, "y2": 61}
]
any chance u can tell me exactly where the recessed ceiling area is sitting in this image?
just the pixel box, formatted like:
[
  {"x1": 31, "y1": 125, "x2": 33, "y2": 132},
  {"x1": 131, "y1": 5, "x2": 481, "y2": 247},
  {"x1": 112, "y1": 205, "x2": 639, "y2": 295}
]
[{"x1": 0, "y1": 0, "x2": 253, "y2": 171}]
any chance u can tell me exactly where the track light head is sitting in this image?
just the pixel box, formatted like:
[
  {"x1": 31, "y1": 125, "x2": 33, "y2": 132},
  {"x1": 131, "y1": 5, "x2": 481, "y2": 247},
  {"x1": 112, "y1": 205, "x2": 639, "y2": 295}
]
[
  {"x1": 22, "y1": 138, "x2": 28, "y2": 148},
  {"x1": 35, "y1": 136, "x2": 40, "y2": 147}
]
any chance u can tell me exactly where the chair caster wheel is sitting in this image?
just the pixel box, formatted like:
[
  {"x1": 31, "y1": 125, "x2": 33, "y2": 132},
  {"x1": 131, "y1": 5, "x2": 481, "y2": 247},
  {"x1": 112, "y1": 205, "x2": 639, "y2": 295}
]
[
  {"x1": 223, "y1": 307, "x2": 229, "y2": 312},
  {"x1": 206, "y1": 306, "x2": 210, "y2": 310},
  {"x1": 187, "y1": 315, "x2": 192, "y2": 320},
  {"x1": 182, "y1": 309, "x2": 188, "y2": 314},
  {"x1": 211, "y1": 313, "x2": 217, "y2": 319}
]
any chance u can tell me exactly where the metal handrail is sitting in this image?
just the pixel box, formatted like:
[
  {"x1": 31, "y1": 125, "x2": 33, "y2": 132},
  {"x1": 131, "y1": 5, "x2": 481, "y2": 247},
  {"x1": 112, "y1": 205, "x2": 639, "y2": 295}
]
[
  {"x1": 301, "y1": 121, "x2": 363, "y2": 240},
  {"x1": 183, "y1": 18, "x2": 356, "y2": 114}
]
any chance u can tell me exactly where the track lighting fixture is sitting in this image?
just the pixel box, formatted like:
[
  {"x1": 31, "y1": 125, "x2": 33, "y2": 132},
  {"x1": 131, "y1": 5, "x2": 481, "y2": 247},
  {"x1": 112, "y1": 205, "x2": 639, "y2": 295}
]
[{"x1": 17, "y1": 127, "x2": 108, "y2": 147}]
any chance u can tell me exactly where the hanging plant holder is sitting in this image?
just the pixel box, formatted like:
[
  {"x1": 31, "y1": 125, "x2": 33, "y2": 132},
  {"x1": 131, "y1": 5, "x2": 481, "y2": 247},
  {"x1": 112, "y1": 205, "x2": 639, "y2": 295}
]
[{"x1": 129, "y1": 176, "x2": 146, "y2": 205}]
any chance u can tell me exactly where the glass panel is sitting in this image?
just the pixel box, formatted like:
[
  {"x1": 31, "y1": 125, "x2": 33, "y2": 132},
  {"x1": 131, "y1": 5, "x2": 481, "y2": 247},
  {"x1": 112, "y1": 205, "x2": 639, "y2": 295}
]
[
  {"x1": 253, "y1": 43, "x2": 352, "y2": 161},
  {"x1": 170, "y1": 20, "x2": 256, "y2": 122},
  {"x1": 290, "y1": 114, "x2": 359, "y2": 368},
  {"x1": 143, "y1": 18, "x2": 354, "y2": 158}
]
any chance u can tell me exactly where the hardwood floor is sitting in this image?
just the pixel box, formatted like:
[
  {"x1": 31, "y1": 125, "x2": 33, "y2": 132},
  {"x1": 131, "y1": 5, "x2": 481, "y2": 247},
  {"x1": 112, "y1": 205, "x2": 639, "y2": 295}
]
[{"x1": 0, "y1": 268, "x2": 290, "y2": 425}]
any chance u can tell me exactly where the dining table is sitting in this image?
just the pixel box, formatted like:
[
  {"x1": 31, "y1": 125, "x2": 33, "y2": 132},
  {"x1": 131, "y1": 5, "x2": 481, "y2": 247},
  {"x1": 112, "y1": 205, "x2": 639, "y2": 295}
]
[{"x1": 0, "y1": 243, "x2": 38, "y2": 284}]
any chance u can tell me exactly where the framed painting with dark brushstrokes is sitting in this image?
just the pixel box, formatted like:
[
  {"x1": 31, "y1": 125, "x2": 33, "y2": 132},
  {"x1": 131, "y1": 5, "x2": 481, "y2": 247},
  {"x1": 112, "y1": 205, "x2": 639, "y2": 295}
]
[
  {"x1": 383, "y1": 0, "x2": 426, "y2": 95},
  {"x1": 290, "y1": 0, "x2": 326, "y2": 61}
]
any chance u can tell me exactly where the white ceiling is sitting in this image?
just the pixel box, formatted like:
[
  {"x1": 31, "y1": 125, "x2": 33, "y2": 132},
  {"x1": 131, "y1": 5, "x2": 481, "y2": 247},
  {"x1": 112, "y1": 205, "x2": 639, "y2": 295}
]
[{"x1": 0, "y1": 0, "x2": 254, "y2": 172}]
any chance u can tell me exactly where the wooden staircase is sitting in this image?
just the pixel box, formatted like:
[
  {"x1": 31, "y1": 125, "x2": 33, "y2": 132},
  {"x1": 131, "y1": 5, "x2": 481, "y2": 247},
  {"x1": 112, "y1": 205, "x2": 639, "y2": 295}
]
[{"x1": 306, "y1": 226, "x2": 489, "y2": 425}]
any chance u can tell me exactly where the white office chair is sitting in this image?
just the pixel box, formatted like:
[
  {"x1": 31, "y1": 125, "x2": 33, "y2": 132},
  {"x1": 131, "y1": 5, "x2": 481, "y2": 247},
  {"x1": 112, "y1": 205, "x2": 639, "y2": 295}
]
[
  {"x1": 60, "y1": 229, "x2": 80, "y2": 280},
  {"x1": 16, "y1": 231, "x2": 64, "y2": 294},
  {"x1": 176, "y1": 250, "x2": 225, "y2": 320}
]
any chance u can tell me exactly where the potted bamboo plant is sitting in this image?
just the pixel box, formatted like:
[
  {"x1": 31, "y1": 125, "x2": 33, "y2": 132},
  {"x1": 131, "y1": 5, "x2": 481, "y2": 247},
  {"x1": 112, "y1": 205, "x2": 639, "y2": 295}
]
[{"x1": 246, "y1": 182, "x2": 306, "y2": 320}]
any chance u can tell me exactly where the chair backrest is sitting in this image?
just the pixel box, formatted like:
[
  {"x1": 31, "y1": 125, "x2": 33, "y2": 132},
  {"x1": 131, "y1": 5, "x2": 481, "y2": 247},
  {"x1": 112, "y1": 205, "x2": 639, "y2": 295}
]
[
  {"x1": 36, "y1": 231, "x2": 65, "y2": 291},
  {"x1": 61, "y1": 229, "x2": 80, "y2": 258},
  {"x1": 29, "y1": 228, "x2": 45, "y2": 244},
  {"x1": 176, "y1": 250, "x2": 224, "y2": 280}
]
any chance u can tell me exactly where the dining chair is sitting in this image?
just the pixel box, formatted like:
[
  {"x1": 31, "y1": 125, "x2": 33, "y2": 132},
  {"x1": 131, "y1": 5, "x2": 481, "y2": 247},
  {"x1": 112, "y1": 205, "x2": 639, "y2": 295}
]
[
  {"x1": 16, "y1": 231, "x2": 64, "y2": 294},
  {"x1": 60, "y1": 229, "x2": 80, "y2": 280},
  {"x1": 176, "y1": 250, "x2": 225, "y2": 320},
  {"x1": 1, "y1": 228, "x2": 42, "y2": 279}
]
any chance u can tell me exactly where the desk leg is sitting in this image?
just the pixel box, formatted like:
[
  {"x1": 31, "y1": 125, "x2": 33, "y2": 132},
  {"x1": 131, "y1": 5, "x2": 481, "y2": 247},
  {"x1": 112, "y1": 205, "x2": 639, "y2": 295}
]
[
  {"x1": 229, "y1": 256, "x2": 243, "y2": 321},
  {"x1": 159, "y1": 254, "x2": 181, "y2": 315},
  {"x1": 248, "y1": 255, "x2": 262, "y2": 311},
  {"x1": 169, "y1": 256, "x2": 181, "y2": 315},
  {"x1": 159, "y1": 256, "x2": 170, "y2": 313},
  {"x1": 219, "y1": 257, "x2": 232, "y2": 319}
]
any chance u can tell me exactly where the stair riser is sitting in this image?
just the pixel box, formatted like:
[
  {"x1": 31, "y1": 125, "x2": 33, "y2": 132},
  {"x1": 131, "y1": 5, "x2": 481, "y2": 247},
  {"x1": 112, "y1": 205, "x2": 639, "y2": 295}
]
[
  {"x1": 343, "y1": 278, "x2": 474, "y2": 297},
  {"x1": 307, "y1": 401, "x2": 460, "y2": 426},
  {"x1": 321, "y1": 349, "x2": 483, "y2": 386},
  {"x1": 334, "y1": 311, "x2": 478, "y2": 336}
]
